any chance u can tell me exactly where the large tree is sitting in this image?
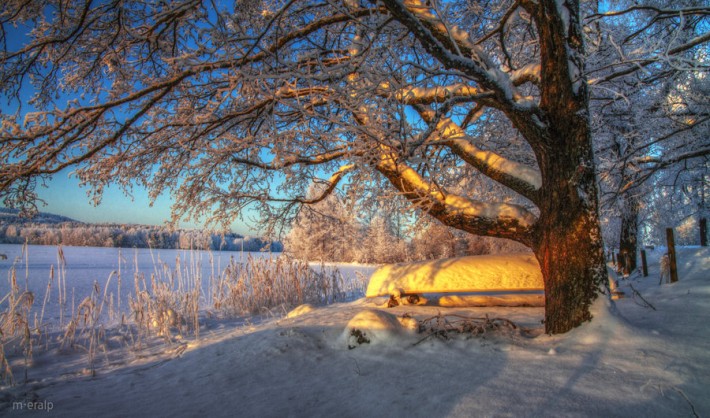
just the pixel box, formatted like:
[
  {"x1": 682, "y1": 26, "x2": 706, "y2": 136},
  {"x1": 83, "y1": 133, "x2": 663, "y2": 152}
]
[{"x1": 1, "y1": 0, "x2": 707, "y2": 333}]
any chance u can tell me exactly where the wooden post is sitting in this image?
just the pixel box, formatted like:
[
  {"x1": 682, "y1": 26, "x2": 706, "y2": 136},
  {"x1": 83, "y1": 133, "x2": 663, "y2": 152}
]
[
  {"x1": 666, "y1": 228, "x2": 679, "y2": 283},
  {"x1": 611, "y1": 251, "x2": 616, "y2": 265},
  {"x1": 701, "y1": 217, "x2": 707, "y2": 247},
  {"x1": 640, "y1": 250, "x2": 648, "y2": 277}
]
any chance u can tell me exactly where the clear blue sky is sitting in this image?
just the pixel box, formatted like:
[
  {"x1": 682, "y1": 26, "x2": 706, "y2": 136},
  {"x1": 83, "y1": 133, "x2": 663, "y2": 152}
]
[{"x1": 2, "y1": 167, "x2": 254, "y2": 235}]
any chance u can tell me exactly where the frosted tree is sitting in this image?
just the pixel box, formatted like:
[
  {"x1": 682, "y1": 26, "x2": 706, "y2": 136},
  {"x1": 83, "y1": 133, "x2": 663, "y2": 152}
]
[
  {"x1": 411, "y1": 220, "x2": 455, "y2": 260},
  {"x1": 285, "y1": 188, "x2": 361, "y2": 262},
  {"x1": 589, "y1": 0, "x2": 710, "y2": 266},
  {"x1": 360, "y1": 215, "x2": 408, "y2": 264},
  {"x1": 1, "y1": 0, "x2": 708, "y2": 333}
]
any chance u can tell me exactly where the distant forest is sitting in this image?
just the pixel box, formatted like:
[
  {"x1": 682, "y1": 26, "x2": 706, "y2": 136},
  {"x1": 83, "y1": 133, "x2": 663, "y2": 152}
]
[{"x1": 0, "y1": 208, "x2": 282, "y2": 252}]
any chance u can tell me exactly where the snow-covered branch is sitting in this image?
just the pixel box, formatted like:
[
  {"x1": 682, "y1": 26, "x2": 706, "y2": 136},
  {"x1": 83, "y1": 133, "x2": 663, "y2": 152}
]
[
  {"x1": 414, "y1": 106, "x2": 542, "y2": 203},
  {"x1": 388, "y1": 83, "x2": 492, "y2": 105},
  {"x1": 586, "y1": 5, "x2": 710, "y2": 22},
  {"x1": 590, "y1": 32, "x2": 710, "y2": 85},
  {"x1": 375, "y1": 146, "x2": 536, "y2": 245},
  {"x1": 230, "y1": 149, "x2": 350, "y2": 171},
  {"x1": 380, "y1": 0, "x2": 526, "y2": 110}
]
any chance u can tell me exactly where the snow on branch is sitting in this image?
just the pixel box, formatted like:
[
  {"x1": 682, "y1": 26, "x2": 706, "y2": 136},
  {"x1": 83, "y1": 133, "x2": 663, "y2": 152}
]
[
  {"x1": 375, "y1": 146, "x2": 536, "y2": 244},
  {"x1": 299, "y1": 164, "x2": 356, "y2": 205},
  {"x1": 586, "y1": 5, "x2": 710, "y2": 22},
  {"x1": 230, "y1": 149, "x2": 350, "y2": 171},
  {"x1": 621, "y1": 148, "x2": 710, "y2": 194},
  {"x1": 387, "y1": 83, "x2": 491, "y2": 105},
  {"x1": 380, "y1": 0, "x2": 526, "y2": 110},
  {"x1": 510, "y1": 64, "x2": 541, "y2": 87},
  {"x1": 414, "y1": 106, "x2": 542, "y2": 203},
  {"x1": 236, "y1": 163, "x2": 356, "y2": 206},
  {"x1": 590, "y1": 32, "x2": 710, "y2": 85}
]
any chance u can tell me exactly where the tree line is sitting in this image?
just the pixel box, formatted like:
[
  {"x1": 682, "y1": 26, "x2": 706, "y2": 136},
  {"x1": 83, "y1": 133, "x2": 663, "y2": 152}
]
[
  {"x1": 285, "y1": 191, "x2": 528, "y2": 264},
  {"x1": 0, "y1": 209, "x2": 282, "y2": 252}
]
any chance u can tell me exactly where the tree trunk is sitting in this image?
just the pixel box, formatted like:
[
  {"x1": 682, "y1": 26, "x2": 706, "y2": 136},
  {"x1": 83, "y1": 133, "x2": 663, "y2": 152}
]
[
  {"x1": 533, "y1": 210, "x2": 607, "y2": 333},
  {"x1": 536, "y1": 171, "x2": 608, "y2": 332},
  {"x1": 619, "y1": 196, "x2": 639, "y2": 273},
  {"x1": 532, "y1": 154, "x2": 608, "y2": 333},
  {"x1": 526, "y1": 1, "x2": 608, "y2": 334},
  {"x1": 531, "y1": 92, "x2": 608, "y2": 334}
]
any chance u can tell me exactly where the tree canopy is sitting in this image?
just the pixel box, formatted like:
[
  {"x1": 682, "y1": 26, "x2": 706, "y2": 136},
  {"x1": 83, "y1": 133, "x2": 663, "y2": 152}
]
[{"x1": 1, "y1": 0, "x2": 708, "y2": 333}]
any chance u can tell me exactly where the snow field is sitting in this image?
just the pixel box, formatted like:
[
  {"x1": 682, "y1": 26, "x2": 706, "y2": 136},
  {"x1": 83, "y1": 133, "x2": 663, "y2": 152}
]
[{"x1": 1, "y1": 246, "x2": 708, "y2": 417}]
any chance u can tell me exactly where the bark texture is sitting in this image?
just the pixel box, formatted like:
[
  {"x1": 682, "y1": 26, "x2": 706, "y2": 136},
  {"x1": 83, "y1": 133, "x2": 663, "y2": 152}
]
[{"x1": 619, "y1": 197, "x2": 639, "y2": 273}]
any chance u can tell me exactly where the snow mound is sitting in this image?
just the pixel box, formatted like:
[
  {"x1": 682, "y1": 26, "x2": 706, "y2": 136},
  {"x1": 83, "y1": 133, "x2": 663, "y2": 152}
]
[
  {"x1": 339, "y1": 309, "x2": 414, "y2": 349},
  {"x1": 286, "y1": 304, "x2": 316, "y2": 318},
  {"x1": 558, "y1": 288, "x2": 641, "y2": 352},
  {"x1": 677, "y1": 246, "x2": 710, "y2": 281},
  {"x1": 366, "y1": 253, "x2": 543, "y2": 297}
]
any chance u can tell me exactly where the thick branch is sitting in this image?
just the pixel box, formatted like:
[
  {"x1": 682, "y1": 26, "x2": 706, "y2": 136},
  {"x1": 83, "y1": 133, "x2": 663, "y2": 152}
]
[
  {"x1": 230, "y1": 148, "x2": 349, "y2": 171},
  {"x1": 374, "y1": 146, "x2": 536, "y2": 245},
  {"x1": 415, "y1": 106, "x2": 542, "y2": 203},
  {"x1": 387, "y1": 83, "x2": 490, "y2": 105},
  {"x1": 381, "y1": 0, "x2": 526, "y2": 110}
]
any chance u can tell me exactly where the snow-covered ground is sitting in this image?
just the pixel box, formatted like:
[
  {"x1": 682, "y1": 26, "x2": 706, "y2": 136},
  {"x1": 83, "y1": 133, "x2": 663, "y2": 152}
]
[{"x1": 1, "y1": 246, "x2": 709, "y2": 417}]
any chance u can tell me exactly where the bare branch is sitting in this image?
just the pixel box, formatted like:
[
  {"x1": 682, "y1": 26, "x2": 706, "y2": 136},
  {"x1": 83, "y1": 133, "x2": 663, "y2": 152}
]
[{"x1": 591, "y1": 32, "x2": 710, "y2": 85}]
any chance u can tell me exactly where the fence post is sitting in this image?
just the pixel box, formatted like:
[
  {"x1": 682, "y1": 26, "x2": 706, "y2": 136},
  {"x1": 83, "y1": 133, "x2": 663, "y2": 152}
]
[
  {"x1": 640, "y1": 249, "x2": 648, "y2": 277},
  {"x1": 701, "y1": 217, "x2": 707, "y2": 247},
  {"x1": 666, "y1": 228, "x2": 679, "y2": 283}
]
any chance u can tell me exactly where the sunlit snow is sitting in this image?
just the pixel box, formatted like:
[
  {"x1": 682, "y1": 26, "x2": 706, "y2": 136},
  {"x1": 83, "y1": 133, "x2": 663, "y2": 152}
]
[{"x1": 366, "y1": 252, "x2": 544, "y2": 297}]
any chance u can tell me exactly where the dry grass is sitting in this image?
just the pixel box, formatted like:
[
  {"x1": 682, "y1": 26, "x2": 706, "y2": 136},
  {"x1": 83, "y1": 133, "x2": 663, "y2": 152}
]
[
  {"x1": 213, "y1": 255, "x2": 346, "y2": 316},
  {"x1": 1, "y1": 245, "x2": 360, "y2": 385},
  {"x1": 0, "y1": 245, "x2": 35, "y2": 385},
  {"x1": 60, "y1": 273, "x2": 117, "y2": 376}
]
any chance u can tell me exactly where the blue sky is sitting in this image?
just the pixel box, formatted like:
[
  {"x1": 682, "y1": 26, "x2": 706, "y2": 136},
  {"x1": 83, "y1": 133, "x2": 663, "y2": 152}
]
[
  {"x1": 14, "y1": 169, "x2": 254, "y2": 235},
  {"x1": 0, "y1": 16, "x2": 258, "y2": 234}
]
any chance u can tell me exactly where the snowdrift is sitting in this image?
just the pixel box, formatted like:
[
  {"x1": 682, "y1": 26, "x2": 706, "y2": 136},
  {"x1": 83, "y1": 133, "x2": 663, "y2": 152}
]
[
  {"x1": 366, "y1": 253, "x2": 544, "y2": 303},
  {"x1": 338, "y1": 309, "x2": 418, "y2": 349}
]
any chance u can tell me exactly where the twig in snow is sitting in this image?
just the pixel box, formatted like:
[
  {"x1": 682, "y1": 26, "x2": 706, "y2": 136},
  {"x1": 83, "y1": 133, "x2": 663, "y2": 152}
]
[
  {"x1": 629, "y1": 284, "x2": 656, "y2": 311},
  {"x1": 349, "y1": 357, "x2": 363, "y2": 376},
  {"x1": 673, "y1": 387, "x2": 699, "y2": 418},
  {"x1": 414, "y1": 313, "x2": 519, "y2": 345}
]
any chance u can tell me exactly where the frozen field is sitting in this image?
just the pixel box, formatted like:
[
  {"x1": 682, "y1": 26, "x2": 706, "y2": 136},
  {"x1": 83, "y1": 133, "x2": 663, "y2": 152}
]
[{"x1": 0, "y1": 244, "x2": 376, "y2": 328}]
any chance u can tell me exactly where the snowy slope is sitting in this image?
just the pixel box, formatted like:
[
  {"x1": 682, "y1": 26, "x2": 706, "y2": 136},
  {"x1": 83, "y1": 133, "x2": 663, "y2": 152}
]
[{"x1": 2, "y1": 248, "x2": 709, "y2": 417}]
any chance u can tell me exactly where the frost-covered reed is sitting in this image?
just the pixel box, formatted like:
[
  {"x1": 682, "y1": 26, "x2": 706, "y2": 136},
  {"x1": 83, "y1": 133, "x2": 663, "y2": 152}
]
[{"x1": 0, "y1": 245, "x2": 360, "y2": 385}]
